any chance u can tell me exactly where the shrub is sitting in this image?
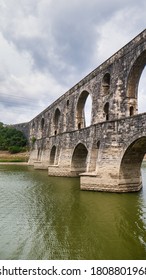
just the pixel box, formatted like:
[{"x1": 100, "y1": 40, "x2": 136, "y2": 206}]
[
  {"x1": 8, "y1": 146, "x2": 23, "y2": 154},
  {"x1": 31, "y1": 136, "x2": 36, "y2": 144}
]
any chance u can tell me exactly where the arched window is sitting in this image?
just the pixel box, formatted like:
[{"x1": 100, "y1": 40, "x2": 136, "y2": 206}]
[
  {"x1": 54, "y1": 108, "x2": 60, "y2": 126},
  {"x1": 104, "y1": 102, "x2": 109, "y2": 121},
  {"x1": 78, "y1": 123, "x2": 81, "y2": 130},
  {"x1": 67, "y1": 100, "x2": 69, "y2": 107},
  {"x1": 102, "y1": 73, "x2": 111, "y2": 95},
  {"x1": 54, "y1": 108, "x2": 61, "y2": 135},
  {"x1": 130, "y1": 106, "x2": 134, "y2": 116},
  {"x1": 97, "y1": 140, "x2": 100, "y2": 149}
]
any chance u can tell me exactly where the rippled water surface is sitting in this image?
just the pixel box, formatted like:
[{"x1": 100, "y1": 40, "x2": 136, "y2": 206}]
[{"x1": 0, "y1": 164, "x2": 146, "y2": 260}]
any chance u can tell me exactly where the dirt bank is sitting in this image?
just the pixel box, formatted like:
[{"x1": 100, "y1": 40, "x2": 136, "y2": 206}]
[{"x1": 0, "y1": 151, "x2": 29, "y2": 163}]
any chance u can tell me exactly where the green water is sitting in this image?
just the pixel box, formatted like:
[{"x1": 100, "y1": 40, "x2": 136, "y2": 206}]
[{"x1": 0, "y1": 164, "x2": 146, "y2": 260}]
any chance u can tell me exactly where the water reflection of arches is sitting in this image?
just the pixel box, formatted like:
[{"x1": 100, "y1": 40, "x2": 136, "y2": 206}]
[
  {"x1": 119, "y1": 136, "x2": 146, "y2": 191},
  {"x1": 76, "y1": 91, "x2": 92, "y2": 129},
  {"x1": 71, "y1": 143, "x2": 88, "y2": 175},
  {"x1": 127, "y1": 50, "x2": 146, "y2": 116},
  {"x1": 50, "y1": 146, "x2": 56, "y2": 165}
]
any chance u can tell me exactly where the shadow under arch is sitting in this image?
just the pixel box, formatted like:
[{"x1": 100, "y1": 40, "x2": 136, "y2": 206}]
[
  {"x1": 71, "y1": 143, "x2": 88, "y2": 176},
  {"x1": 50, "y1": 145, "x2": 57, "y2": 165},
  {"x1": 119, "y1": 136, "x2": 146, "y2": 192},
  {"x1": 76, "y1": 90, "x2": 92, "y2": 129}
]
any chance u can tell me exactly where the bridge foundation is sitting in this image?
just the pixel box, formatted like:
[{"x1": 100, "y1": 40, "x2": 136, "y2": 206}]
[{"x1": 80, "y1": 174, "x2": 142, "y2": 192}]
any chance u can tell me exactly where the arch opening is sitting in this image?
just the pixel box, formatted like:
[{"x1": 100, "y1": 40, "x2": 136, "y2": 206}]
[
  {"x1": 84, "y1": 94, "x2": 92, "y2": 127},
  {"x1": 41, "y1": 117, "x2": 45, "y2": 130},
  {"x1": 104, "y1": 102, "x2": 109, "y2": 121},
  {"x1": 76, "y1": 91, "x2": 92, "y2": 129},
  {"x1": 102, "y1": 73, "x2": 111, "y2": 95},
  {"x1": 71, "y1": 143, "x2": 88, "y2": 175},
  {"x1": 138, "y1": 66, "x2": 146, "y2": 113},
  {"x1": 54, "y1": 108, "x2": 61, "y2": 135},
  {"x1": 97, "y1": 140, "x2": 100, "y2": 149},
  {"x1": 67, "y1": 99, "x2": 69, "y2": 107},
  {"x1": 129, "y1": 106, "x2": 134, "y2": 116},
  {"x1": 50, "y1": 146, "x2": 56, "y2": 165},
  {"x1": 119, "y1": 136, "x2": 146, "y2": 191},
  {"x1": 127, "y1": 50, "x2": 146, "y2": 116}
]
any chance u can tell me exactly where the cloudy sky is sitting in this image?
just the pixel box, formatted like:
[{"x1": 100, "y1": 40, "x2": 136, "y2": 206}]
[{"x1": 0, "y1": 0, "x2": 145, "y2": 124}]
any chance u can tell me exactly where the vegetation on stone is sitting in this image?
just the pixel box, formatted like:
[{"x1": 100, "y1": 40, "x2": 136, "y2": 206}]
[{"x1": 0, "y1": 122, "x2": 27, "y2": 154}]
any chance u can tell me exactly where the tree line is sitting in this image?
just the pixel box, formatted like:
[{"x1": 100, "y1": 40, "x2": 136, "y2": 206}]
[{"x1": 0, "y1": 122, "x2": 27, "y2": 153}]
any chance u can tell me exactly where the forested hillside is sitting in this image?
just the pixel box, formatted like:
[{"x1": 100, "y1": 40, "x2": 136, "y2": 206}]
[{"x1": 0, "y1": 122, "x2": 27, "y2": 153}]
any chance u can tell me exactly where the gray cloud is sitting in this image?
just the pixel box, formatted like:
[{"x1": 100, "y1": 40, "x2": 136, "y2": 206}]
[
  {"x1": 1, "y1": 0, "x2": 141, "y2": 82},
  {"x1": 0, "y1": 0, "x2": 145, "y2": 123}
]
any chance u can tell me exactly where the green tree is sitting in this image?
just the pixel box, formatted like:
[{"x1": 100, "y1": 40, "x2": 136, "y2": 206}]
[{"x1": 0, "y1": 123, "x2": 27, "y2": 153}]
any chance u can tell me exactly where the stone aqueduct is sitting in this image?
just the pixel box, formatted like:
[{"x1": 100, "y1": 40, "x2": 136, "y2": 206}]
[{"x1": 15, "y1": 29, "x2": 146, "y2": 192}]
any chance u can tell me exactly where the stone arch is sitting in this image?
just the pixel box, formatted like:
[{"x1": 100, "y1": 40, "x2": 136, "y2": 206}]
[
  {"x1": 104, "y1": 102, "x2": 109, "y2": 120},
  {"x1": 119, "y1": 136, "x2": 146, "y2": 192},
  {"x1": 50, "y1": 145, "x2": 56, "y2": 165},
  {"x1": 71, "y1": 143, "x2": 88, "y2": 175},
  {"x1": 76, "y1": 90, "x2": 92, "y2": 129},
  {"x1": 102, "y1": 73, "x2": 111, "y2": 95},
  {"x1": 126, "y1": 50, "x2": 146, "y2": 115},
  {"x1": 54, "y1": 108, "x2": 61, "y2": 135}
]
